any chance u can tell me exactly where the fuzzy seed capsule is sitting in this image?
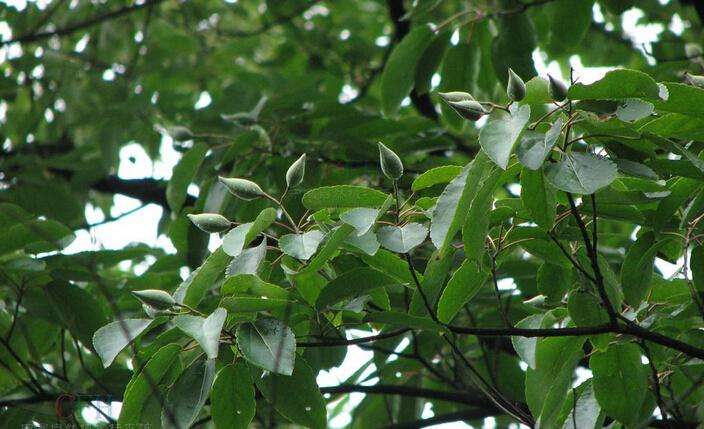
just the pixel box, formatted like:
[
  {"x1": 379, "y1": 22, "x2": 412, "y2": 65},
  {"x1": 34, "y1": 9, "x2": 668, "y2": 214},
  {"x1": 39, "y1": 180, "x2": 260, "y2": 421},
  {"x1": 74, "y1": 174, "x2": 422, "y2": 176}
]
[
  {"x1": 685, "y1": 72, "x2": 704, "y2": 89},
  {"x1": 168, "y1": 126, "x2": 194, "y2": 142},
  {"x1": 548, "y1": 75, "x2": 569, "y2": 101},
  {"x1": 377, "y1": 142, "x2": 403, "y2": 180},
  {"x1": 187, "y1": 213, "x2": 231, "y2": 233},
  {"x1": 286, "y1": 154, "x2": 306, "y2": 188},
  {"x1": 132, "y1": 290, "x2": 176, "y2": 310},
  {"x1": 219, "y1": 177, "x2": 267, "y2": 200},
  {"x1": 507, "y1": 68, "x2": 526, "y2": 102}
]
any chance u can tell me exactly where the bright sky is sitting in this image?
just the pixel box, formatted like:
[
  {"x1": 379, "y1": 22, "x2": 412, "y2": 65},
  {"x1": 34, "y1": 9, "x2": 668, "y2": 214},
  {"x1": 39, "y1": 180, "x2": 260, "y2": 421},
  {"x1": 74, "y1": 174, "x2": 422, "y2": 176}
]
[{"x1": 1, "y1": 0, "x2": 689, "y2": 427}]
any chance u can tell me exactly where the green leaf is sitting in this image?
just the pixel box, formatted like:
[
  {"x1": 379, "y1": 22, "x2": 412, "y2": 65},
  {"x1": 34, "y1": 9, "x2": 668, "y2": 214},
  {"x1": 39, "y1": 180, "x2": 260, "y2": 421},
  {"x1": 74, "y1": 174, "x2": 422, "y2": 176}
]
[
  {"x1": 173, "y1": 308, "x2": 227, "y2": 359},
  {"x1": 316, "y1": 267, "x2": 398, "y2": 309},
  {"x1": 568, "y1": 69, "x2": 660, "y2": 100},
  {"x1": 236, "y1": 317, "x2": 295, "y2": 375},
  {"x1": 221, "y1": 297, "x2": 296, "y2": 313},
  {"x1": 436, "y1": 261, "x2": 488, "y2": 323},
  {"x1": 438, "y1": 43, "x2": 477, "y2": 130},
  {"x1": 653, "y1": 178, "x2": 701, "y2": 231},
  {"x1": 430, "y1": 152, "x2": 491, "y2": 252},
  {"x1": 516, "y1": 117, "x2": 562, "y2": 170},
  {"x1": 246, "y1": 207, "x2": 278, "y2": 243},
  {"x1": 546, "y1": 0, "x2": 595, "y2": 55},
  {"x1": 226, "y1": 240, "x2": 266, "y2": 277},
  {"x1": 93, "y1": 318, "x2": 158, "y2": 368},
  {"x1": 300, "y1": 224, "x2": 355, "y2": 275},
  {"x1": 119, "y1": 344, "x2": 182, "y2": 426},
  {"x1": 620, "y1": 232, "x2": 671, "y2": 306},
  {"x1": 545, "y1": 153, "x2": 617, "y2": 195},
  {"x1": 175, "y1": 248, "x2": 230, "y2": 307},
  {"x1": 211, "y1": 362, "x2": 256, "y2": 429},
  {"x1": 653, "y1": 82, "x2": 704, "y2": 120},
  {"x1": 462, "y1": 168, "x2": 502, "y2": 261},
  {"x1": 693, "y1": 245, "x2": 704, "y2": 291},
  {"x1": 511, "y1": 313, "x2": 553, "y2": 369},
  {"x1": 537, "y1": 263, "x2": 571, "y2": 304},
  {"x1": 615, "y1": 98, "x2": 654, "y2": 122},
  {"x1": 559, "y1": 381, "x2": 602, "y2": 429},
  {"x1": 302, "y1": 186, "x2": 388, "y2": 211},
  {"x1": 479, "y1": 103, "x2": 531, "y2": 169},
  {"x1": 414, "y1": 31, "x2": 450, "y2": 95},
  {"x1": 567, "y1": 290, "x2": 609, "y2": 327},
  {"x1": 221, "y1": 274, "x2": 289, "y2": 299},
  {"x1": 167, "y1": 143, "x2": 208, "y2": 213},
  {"x1": 380, "y1": 24, "x2": 434, "y2": 116},
  {"x1": 639, "y1": 113, "x2": 704, "y2": 142},
  {"x1": 525, "y1": 337, "x2": 584, "y2": 428},
  {"x1": 256, "y1": 358, "x2": 327, "y2": 429},
  {"x1": 279, "y1": 230, "x2": 325, "y2": 260},
  {"x1": 340, "y1": 208, "x2": 378, "y2": 236},
  {"x1": 345, "y1": 229, "x2": 380, "y2": 255},
  {"x1": 377, "y1": 223, "x2": 427, "y2": 253},
  {"x1": 411, "y1": 165, "x2": 463, "y2": 191},
  {"x1": 162, "y1": 358, "x2": 216, "y2": 429},
  {"x1": 521, "y1": 167, "x2": 556, "y2": 230},
  {"x1": 492, "y1": 13, "x2": 536, "y2": 84},
  {"x1": 590, "y1": 343, "x2": 649, "y2": 425},
  {"x1": 222, "y1": 223, "x2": 253, "y2": 257}
]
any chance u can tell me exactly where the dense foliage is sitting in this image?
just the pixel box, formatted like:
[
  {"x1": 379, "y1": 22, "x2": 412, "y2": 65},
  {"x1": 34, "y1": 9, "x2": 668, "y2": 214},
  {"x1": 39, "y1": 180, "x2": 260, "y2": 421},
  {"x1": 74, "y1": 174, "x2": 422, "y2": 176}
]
[{"x1": 1, "y1": 0, "x2": 704, "y2": 428}]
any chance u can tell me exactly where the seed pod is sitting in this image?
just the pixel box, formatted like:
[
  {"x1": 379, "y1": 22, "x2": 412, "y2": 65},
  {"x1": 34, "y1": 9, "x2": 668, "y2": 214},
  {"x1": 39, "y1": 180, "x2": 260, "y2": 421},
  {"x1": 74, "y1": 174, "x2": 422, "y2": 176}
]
[
  {"x1": 507, "y1": 68, "x2": 526, "y2": 102},
  {"x1": 219, "y1": 177, "x2": 267, "y2": 200},
  {"x1": 187, "y1": 213, "x2": 231, "y2": 233},
  {"x1": 548, "y1": 75, "x2": 569, "y2": 101},
  {"x1": 132, "y1": 290, "x2": 176, "y2": 310},
  {"x1": 286, "y1": 154, "x2": 306, "y2": 188},
  {"x1": 685, "y1": 43, "x2": 703, "y2": 60},
  {"x1": 438, "y1": 91, "x2": 475, "y2": 103},
  {"x1": 168, "y1": 126, "x2": 194, "y2": 142},
  {"x1": 378, "y1": 142, "x2": 403, "y2": 180},
  {"x1": 684, "y1": 72, "x2": 704, "y2": 89}
]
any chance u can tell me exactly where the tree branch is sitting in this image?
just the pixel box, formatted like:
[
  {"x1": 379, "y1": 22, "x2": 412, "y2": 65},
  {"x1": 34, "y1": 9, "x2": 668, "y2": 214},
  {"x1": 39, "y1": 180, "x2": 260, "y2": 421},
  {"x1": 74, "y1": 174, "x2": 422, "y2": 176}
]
[{"x1": 1, "y1": 0, "x2": 167, "y2": 47}]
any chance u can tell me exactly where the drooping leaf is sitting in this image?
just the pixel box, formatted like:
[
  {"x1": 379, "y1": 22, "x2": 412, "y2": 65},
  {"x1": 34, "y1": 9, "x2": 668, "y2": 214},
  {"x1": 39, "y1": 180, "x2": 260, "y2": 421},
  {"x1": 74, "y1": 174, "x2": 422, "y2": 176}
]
[
  {"x1": 93, "y1": 318, "x2": 159, "y2": 368},
  {"x1": 525, "y1": 337, "x2": 585, "y2": 428},
  {"x1": 340, "y1": 208, "x2": 378, "y2": 236},
  {"x1": 236, "y1": 317, "x2": 295, "y2": 375},
  {"x1": 226, "y1": 240, "x2": 267, "y2": 277},
  {"x1": 516, "y1": 117, "x2": 562, "y2": 170},
  {"x1": 174, "y1": 248, "x2": 231, "y2": 307},
  {"x1": 222, "y1": 222, "x2": 253, "y2": 257},
  {"x1": 521, "y1": 167, "x2": 556, "y2": 230},
  {"x1": 167, "y1": 143, "x2": 208, "y2": 213},
  {"x1": 462, "y1": 167, "x2": 501, "y2": 261},
  {"x1": 479, "y1": 103, "x2": 531, "y2": 169},
  {"x1": 173, "y1": 308, "x2": 227, "y2": 359},
  {"x1": 590, "y1": 343, "x2": 649, "y2": 425},
  {"x1": 545, "y1": 153, "x2": 617, "y2": 195},
  {"x1": 256, "y1": 358, "x2": 327, "y2": 429},
  {"x1": 119, "y1": 344, "x2": 182, "y2": 426},
  {"x1": 436, "y1": 261, "x2": 488, "y2": 323},
  {"x1": 279, "y1": 230, "x2": 325, "y2": 260},
  {"x1": 381, "y1": 24, "x2": 434, "y2": 116},
  {"x1": 620, "y1": 232, "x2": 671, "y2": 306},
  {"x1": 162, "y1": 358, "x2": 217, "y2": 429},
  {"x1": 430, "y1": 152, "x2": 491, "y2": 252},
  {"x1": 377, "y1": 223, "x2": 428, "y2": 253},
  {"x1": 211, "y1": 362, "x2": 256, "y2": 429}
]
